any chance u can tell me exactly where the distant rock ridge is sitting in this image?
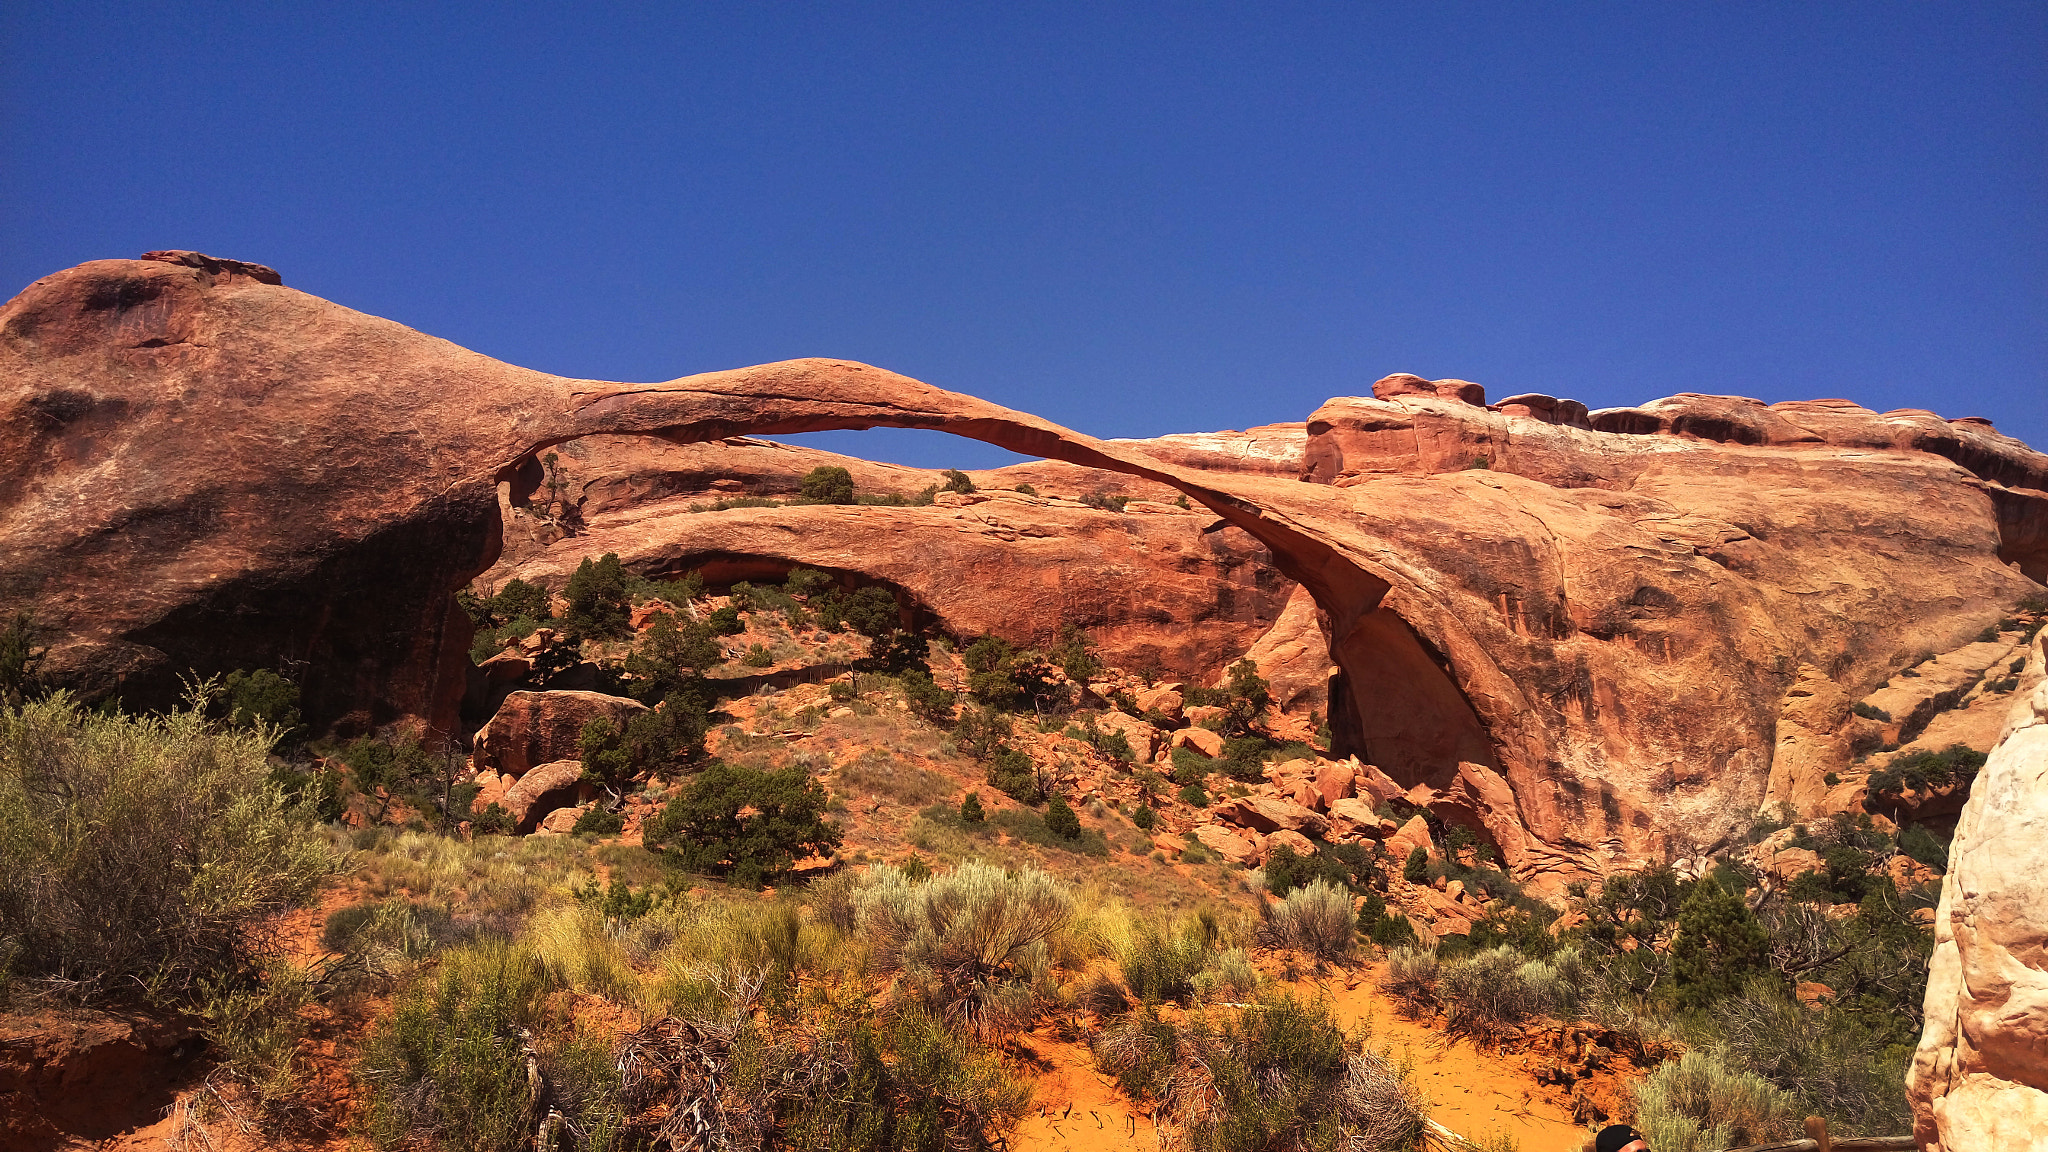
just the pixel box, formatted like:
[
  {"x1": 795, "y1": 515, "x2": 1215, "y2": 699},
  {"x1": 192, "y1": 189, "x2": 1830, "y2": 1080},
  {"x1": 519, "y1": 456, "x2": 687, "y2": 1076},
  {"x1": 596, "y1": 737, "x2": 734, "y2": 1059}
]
[{"x1": 3, "y1": 251, "x2": 2043, "y2": 886}]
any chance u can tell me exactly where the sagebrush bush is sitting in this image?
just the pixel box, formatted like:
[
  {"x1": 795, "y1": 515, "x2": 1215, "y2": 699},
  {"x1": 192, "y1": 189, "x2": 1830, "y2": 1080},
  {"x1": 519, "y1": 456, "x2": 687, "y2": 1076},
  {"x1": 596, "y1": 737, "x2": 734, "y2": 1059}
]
[
  {"x1": 1258, "y1": 878, "x2": 1355, "y2": 961},
  {"x1": 1633, "y1": 1050, "x2": 1799, "y2": 1152},
  {"x1": 0, "y1": 692, "x2": 335, "y2": 996},
  {"x1": 856, "y1": 861, "x2": 1073, "y2": 1038},
  {"x1": 1095, "y1": 995, "x2": 1424, "y2": 1152},
  {"x1": 1382, "y1": 946, "x2": 1438, "y2": 1009},
  {"x1": 356, "y1": 943, "x2": 594, "y2": 1152}
]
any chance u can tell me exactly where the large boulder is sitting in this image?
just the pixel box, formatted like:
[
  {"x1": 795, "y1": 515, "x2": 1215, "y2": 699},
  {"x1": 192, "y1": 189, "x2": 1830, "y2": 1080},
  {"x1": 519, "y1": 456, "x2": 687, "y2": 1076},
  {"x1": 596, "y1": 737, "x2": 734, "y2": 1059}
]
[
  {"x1": 1215, "y1": 795, "x2": 1329, "y2": 838},
  {"x1": 1191, "y1": 824, "x2": 1259, "y2": 866},
  {"x1": 1909, "y1": 631, "x2": 2048, "y2": 1148},
  {"x1": 497, "y1": 760, "x2": 588, "y2": 833},
  {"x1": 473, "y1": 691, "x2": 646, "y2": 777}
]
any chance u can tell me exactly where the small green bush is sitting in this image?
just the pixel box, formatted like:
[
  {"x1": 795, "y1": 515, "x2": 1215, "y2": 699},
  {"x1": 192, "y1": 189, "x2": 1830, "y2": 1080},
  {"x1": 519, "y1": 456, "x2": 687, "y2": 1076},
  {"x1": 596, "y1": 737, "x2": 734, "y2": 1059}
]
[
  {"x1": 642, "y1": 761, "x2": 841, "y2": 886},
  {"x1": 570, "y1": 806, "x2": 624, "y2": 837},
  {"x1": 800, "y1": 465, "x2": 856, "y2": 504},
  {"x1": 706, "y1": 604, "x2": 745, "y2": 635},
  {"x1": 1851, "y1": 701, "x2": 1892, "y2": 723},
  {"x1": 984, "y1": 745, "x2": 1043, "y2": 804},
  {"x1": 959, "y1": 791, "x2": 986, "y2": 823},
  {"x1": 1044, "y1": 793, "x2": 1082, "y2": 840},
  {"x1": 1131, "y1": 803, "x2": 1156, "y2": 831},
  {"x1": 941, "y1": 468, "x2": 976, "y2": 495},
  {"x1": 899, "y1": 668, "x2": 957, "y2": 726},
  {"x1": 1402, "y1": 846, "x2": 1429, "y2": 884}
]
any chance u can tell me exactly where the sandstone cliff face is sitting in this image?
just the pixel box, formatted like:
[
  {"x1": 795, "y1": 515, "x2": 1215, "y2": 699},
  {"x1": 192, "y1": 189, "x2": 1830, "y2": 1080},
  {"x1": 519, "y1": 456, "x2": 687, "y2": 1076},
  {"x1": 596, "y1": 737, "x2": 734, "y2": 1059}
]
[
  {"x1": 498, "y1": 489, "x2": 1294, "y2": 683},
  {"x1": 1909, "y1": 628, "x2": 2048, "y2": 1149},
  {"x1": 4, "y1": 256, "x2": 2042, "y2": 886}
]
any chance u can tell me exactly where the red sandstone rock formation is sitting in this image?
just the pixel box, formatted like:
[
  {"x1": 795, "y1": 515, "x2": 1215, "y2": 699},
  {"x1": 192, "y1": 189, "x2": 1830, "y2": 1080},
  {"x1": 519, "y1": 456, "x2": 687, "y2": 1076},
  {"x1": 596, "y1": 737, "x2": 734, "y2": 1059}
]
[
  {"x1": 1909, "y1": 628, "x2": 2048, "y2": 1147},
  {"x1": 498, "y1": 491, "x2": 1291, "y2": 684},
  {"x1": 4, "y1": 253, "x2": 2043, "y2": 887}
]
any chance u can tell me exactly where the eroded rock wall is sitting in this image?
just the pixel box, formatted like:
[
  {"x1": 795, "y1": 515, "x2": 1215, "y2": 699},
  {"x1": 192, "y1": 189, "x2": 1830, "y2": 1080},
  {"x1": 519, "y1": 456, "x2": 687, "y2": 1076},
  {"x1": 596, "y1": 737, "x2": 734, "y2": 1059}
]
[
  {"x1": 3, "y1": 255, "x2": 2042, "y2": 885},
  {"x1": 1908, "y1": 627, "x2": 2048, "y2": 1148}
]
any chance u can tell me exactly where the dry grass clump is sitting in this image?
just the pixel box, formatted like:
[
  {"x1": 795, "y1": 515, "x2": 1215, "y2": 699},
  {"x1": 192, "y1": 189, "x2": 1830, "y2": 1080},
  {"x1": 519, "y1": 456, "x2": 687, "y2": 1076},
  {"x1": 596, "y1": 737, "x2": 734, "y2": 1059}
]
[
  {"x1": 835, "y1": 747, "x2": 955, "y2": 807},
  {"x1": 1094, "y1": 994, "x2": 1425, "y2": 1151}
]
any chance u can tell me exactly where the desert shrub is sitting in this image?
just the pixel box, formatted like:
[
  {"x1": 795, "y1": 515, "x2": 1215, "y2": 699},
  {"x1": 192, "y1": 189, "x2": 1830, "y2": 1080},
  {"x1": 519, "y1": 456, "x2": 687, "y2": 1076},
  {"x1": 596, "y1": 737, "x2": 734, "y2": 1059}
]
[
  {"x1": 1170, "y1": 744, "x2": 1212, "y2": 786},
  {"x1": 199, "y1": 959, "x2": 319, "y2": 1107},
  {"x1": 741, "y1": 644, "x2": 775, "y2": 668},
  {"x1": 940, "y1": 468, "x2": 976, "y2": 495},
  {"x1": 898, "y1": 668, "x2": 957, "y2": 726},
  {"x1": 799, "y1": 465, "x2": 855, "y2": 504},
  {"x1": 1897, "y1": 823, "x2": 1949, "y2": 872},
  {"x1": 1080, "y1": 489, "x2": 1129, "y2": 512},
  {"x1": 1192, "y1": 947, "x2": 1262, "y2": 1004},
  {"x1": 1632, "y1": 1050, "x2": 1799, "y2": 1152},
  {"x1": 0, "y1": 610, "x2": 46, "y2": 706},
  {"x1": 579, "y1": 716, "x2": 632, "y2": 786},
  {"x1": 1671, "y1": 879, "x2": 1770, "y2": 1011},
  {"x1": 1402, "y1": 846, "x2": 1429, "y2": 884},
  {"x1": 984, "y1": 745, "x2": 1043, "y2": 804},
  {"x1": 1867, "y1": 743, "x2": 1986, "y2": 800},
  {"x1": 1095, "y1": 996, "x2": 1424, "y2": 1152},
  {"x1": 854, "y1": 629, "x2": 931, "y2": 676},
  {"x1": 1850, "y1": 701, "x2": 1891, "y2": 722},
  {"x1": 950, "y1": 705, "x2": 1012, "y2": 760},
  {"x1": 472, "y1": 802, "x2": 515, "y2": 836},
  {"x1": 987, "y1": 807, "x2": 1111, "y2": 857},
  {"x1": 1263, "y1": 843, "x2": 1382, "y2": 897},
  {"x1": 856, "y1": 862, "x2": 1073, "y2": 1038},
  {"x1": 0, "y1": 691, "x2": 334, "y2": 996},
  {"x1": 563, "y1": 553, "x2": 633, "y2": 641},
  {"x1": 1382, "y1": 946, "x2": 1439, "y2": 1010},
  {"x1": 355, "y1": 943, "x2": 617, "y2": 1152},
  {"x1": 642, "y1": 761, "x2": 841, "y2": 886},
  {"x1": 623, "y1": 614, "x2": 720, "y2": 703},
  {"x1": 1121, "y1": 921, "x2": 1208, "y2": 1005},
  {"x1": 1714, "y1": 981, "x2": 1912, "y2": 1133},
  {"x1": 1357, "y1": 891, "x2": 1416, "y2": 949},
  {"x1": 1436, "y1": 945, "x2": 1583, "y2": 1038},
  {"x1": 1131, "y1": 803, "x2": 1156, "y2": 830},
  {"x1": 1258, "y1": 878, "x2": 1354, "y2": 961},
  {"x1": 613, "y1": 1002, "x2": 1026, "y2": 1150},
  {"x1": 958, "y1": 791, "x2": 985, "y2": 823},
  {"x1": 706, "y1": 604, "x2": 745, "y2": 635},
  {"x1": 1052, "y1": 623, "x2": 1101, "y2": 684},
  {"x1": 570, "y1": 806, "x2": 624, "y2": 837},
  {"x1": 1177, "y1": 782, "x2": 1210, "y2": 807},
  {"x1": 1044, "y1": 793, "x2": 1082, "y2": 840},
  {"x1": 218, "y1": 668, "x2": 302, "y2": 743}
]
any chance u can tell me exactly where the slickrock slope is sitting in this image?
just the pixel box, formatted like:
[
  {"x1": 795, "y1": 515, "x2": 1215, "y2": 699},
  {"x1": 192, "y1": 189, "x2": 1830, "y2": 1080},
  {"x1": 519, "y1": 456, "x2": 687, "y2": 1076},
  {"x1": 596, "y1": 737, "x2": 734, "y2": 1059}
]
[
  {"x1": 3, "y1": 255, "x2": 2043, "y2": 884},
  {"x1": 1909, "y1": 627, "x2": 2048, "y2": 1149}
]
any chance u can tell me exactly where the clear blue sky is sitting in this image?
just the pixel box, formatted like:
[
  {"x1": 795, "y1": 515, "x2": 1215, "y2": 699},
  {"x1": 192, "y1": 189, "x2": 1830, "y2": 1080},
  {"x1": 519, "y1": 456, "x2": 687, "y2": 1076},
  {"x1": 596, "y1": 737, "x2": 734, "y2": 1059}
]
[{"x1": 5, "y1": 3, "x2": 2042, "y2": 466}]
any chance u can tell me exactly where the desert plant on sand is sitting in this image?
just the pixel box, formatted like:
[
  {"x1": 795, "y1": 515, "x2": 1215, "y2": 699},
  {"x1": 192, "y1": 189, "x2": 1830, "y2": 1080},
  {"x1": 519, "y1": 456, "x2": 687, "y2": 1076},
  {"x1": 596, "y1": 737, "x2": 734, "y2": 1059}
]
[
  {"x1": 0, "y1": 689, "x2": 335, "y2": 997},
  {"x1": 1257, "y1": 878, "x2": 1355, "y2": 961},
  {"x1": 1094, "y1": 994, "x2": 1425, "y2": 1151},
  {"x1": 855, "y1": 861, "x2": 1073, "y2": 1039}
]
